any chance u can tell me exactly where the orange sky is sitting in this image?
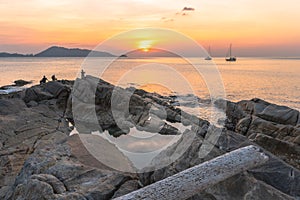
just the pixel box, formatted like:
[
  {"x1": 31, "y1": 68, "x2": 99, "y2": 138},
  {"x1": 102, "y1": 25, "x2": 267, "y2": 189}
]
[{"x1": 0, "y1": 0, "x2": 300, "y2": 56}]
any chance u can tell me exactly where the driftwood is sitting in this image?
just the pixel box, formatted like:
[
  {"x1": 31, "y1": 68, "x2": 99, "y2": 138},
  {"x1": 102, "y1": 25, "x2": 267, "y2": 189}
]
[{"x1": 114, "y1": 145, "x2": 269, "y2": 200}]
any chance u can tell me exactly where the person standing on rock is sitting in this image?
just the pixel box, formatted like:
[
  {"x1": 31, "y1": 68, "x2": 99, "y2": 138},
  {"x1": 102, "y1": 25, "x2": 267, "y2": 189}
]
[
  {"x1": 40, "y1": 75, "x2": 48, "y2": 84},
  {"x1": 81, "y1": 69, "x2": 86, "y2": 79}
]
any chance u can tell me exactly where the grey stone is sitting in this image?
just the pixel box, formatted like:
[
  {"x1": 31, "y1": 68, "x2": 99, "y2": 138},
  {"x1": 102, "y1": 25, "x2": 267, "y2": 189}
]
[{"x1": 0, "y1": 99, "x2": 26, "y2": 115}]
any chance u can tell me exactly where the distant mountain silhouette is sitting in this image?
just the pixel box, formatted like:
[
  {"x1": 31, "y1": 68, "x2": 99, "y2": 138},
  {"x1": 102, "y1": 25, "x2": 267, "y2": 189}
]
[
  {"x1": 0, "y1": 52, "x2": 33, "y2": 57},
  {"x1": 35, "y1": 46, "x2": 115, "y2": 57},
  {"x1": 0, "y1": 46, "x2": 116, "y2": 57}
]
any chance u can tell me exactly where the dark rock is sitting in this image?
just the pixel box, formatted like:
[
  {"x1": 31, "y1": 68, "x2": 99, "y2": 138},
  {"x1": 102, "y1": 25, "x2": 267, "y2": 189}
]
[
  {"x1": 235, "y1": 115, "x2": 252, "y2": 135},
  {"x1": 27, "y1": 100, "x2": 38, "y2": 107},
  {"x1": 7, "y1": 134, "x2": 137, "y2": 200},
  {"x1": 21, "y1": 86, "x2": 53, "y2": 103},
  {"x1": 14, "y1": 79, "x2": 32, "y2": 86},
  {"x1": 249, "y1": 157, "x2": 300, "y2": 198},
  {"x1": 112, "y1": 180, "x2": 141, "y2": 198},
  {"x1": 203, "y1": 173, "x2": 295, "y2": 200},
  {"x1": 30, "y1": 174, "x2": 66, "y2": 194},
  {"x1": 219, "y1": 98, "x2": 300, "y2": 170},
  {"x1": 251, "y1": 133, "x2": 300, "y2": 169},
  {"x1": 0, "y1": 99, "x2": 26, "y2": 115},
  {"x1": 256, "y1": 103, "x2": 299, "y2": 126},
  {"x1": 158, "y1": 123, "x2": 180, "y2": 135}
]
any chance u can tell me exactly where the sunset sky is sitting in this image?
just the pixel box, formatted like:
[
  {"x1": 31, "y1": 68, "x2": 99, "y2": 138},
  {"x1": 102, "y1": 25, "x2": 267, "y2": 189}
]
[{"x1": 1, "y1": 0, "x2": 300, "y2": 56}]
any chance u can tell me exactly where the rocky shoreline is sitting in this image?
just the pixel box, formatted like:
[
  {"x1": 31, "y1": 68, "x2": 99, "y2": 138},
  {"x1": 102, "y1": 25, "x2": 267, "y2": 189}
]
[{"x1": 0, "y1": 76, "x2": 299, "y2": 199}]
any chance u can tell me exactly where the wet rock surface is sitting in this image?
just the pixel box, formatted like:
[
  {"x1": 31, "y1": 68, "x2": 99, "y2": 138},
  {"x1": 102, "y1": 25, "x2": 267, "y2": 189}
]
[{"x1": 0, "y1": 77, "x2": 299, "y2": 199}]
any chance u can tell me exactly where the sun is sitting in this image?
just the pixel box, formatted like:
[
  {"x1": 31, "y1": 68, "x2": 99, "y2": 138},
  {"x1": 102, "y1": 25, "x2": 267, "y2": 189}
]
[{"x1": 138, "y1": 40, "x2": 153, "y2": 52}]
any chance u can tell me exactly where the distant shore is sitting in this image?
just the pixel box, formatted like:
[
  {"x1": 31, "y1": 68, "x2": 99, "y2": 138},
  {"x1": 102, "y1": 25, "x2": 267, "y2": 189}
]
[{"x1": 0, "y1": 46, "x2": 116, "y2": 57}]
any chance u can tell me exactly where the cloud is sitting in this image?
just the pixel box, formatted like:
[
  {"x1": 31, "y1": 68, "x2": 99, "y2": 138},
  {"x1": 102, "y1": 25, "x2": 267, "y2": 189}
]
[
  {"x1": 182, "y1": 7, "x2": 195, "y2": 11},
  {"x1": 161, "y1": 17, "x2": 174, "y2": 22}
]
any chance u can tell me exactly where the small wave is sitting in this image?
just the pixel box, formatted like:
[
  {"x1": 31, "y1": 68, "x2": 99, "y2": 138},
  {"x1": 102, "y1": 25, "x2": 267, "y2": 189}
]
[{"x1": 0, "y1": 87, "x2": 25, "y2": 94}]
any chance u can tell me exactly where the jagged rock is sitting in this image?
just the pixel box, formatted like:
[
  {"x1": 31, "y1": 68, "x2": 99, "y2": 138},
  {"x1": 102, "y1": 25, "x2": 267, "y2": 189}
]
[
  {"x1": 256, "y1": 104, "x2": 299, "y2": 126},
  {"x1": 158, "y1": 123, "x2": 180, "y2": 135},
  {"x1": 0, "y1": 86, "x2": 71, "y2": 199},
  {"x1": 0, "y1": 99, "x2": 26, "y2": 115},
  {"x1": 237, "y1": 98, "x2": 299, "y2": 126},
  {"x1": 251, "y1": 133, "x2": 300, "y2": 169},
  {"x1": 249, "y1": 157, "x2": 300, "y2": 197},
  {"x1": 217, "y1": 98, "x2": 300, "y2": 170},
  {"x1": 294, "y1": 135, "x2": 300, "y2": 145},
  {"x1": 27, "y1": 100, "x2": 38, "y2": 107},
  {"x1": 246, "y1": 116, "x2": 297, "y2": 140},
  {"x1": 235, "y1": 115, "x2": 252, "y2": 135},
  {"x1": 21, "y1": 86, "x2": 53, "y2": 103},
  {"x1": 45, "y1": 81, "x2": 70, "y2": 110},
  {"x1": 30, "y1": 174, "x2": 66, "y2": 194},
  {"x1": 201, "y1": 173, "x2": 295, "y2": 200},
  {"x1": 112, "y1": 180, "x2": 141, "y2": 198},
  {"x1": 7, "y1": 134, "x2": 137, "y2": 200}
]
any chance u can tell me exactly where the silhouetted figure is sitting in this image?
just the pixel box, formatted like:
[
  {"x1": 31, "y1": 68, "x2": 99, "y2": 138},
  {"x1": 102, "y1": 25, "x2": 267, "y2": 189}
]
[
  {"x1": 40, "y1": 75, "x2": 48, "y2": 84},
  {"x1": 81, "y1": 69, "x2": 86, "y2": 79},
  {"x1": 51, "y1": 75, "x2": 57, "y2": 81}
]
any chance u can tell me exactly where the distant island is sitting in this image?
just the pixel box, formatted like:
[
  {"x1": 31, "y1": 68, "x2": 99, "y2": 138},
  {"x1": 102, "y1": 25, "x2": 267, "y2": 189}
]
[
  {"x1": 0, "y1": 46, "x2": 116, "y2": 57},
  {"x1": 0, "y1": 46, "x2": 185, "y2": 58}
]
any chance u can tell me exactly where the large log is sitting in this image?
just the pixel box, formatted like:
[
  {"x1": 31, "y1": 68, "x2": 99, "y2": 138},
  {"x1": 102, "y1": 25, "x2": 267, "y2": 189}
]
[{"x1": 114, "y1": 145, "x2": 269, "y2": 200}]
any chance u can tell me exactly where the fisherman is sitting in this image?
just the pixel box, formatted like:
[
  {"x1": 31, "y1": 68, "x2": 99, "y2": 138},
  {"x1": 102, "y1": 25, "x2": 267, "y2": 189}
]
[
  {"x1": 81, "y1": 69, "x2": 86, "y2": 79},
  {"x1": 40, "y1": 75, "x2": 48, "y2": 84},
  {"x1": 51, "y1": 74, "x2": 57, "y2": 81}
]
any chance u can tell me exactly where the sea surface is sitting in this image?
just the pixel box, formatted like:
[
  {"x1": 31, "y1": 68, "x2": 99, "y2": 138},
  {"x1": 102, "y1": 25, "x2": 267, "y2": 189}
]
[
  {"x1": 1, "y1": 57, "x2": 299, "y2": 169},
  {"x1": 0, "y1": 57, "x2": 299, "y2": 110}
]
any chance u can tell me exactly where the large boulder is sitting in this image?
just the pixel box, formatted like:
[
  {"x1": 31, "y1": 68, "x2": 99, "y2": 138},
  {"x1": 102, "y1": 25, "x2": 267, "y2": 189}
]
[
  {"x1": 44, "y1": 81, "x2": 71, "y2": 110},
  {"x1": 21, "y1": 86, "x2": 53, "y2": 103},
  {"x1": 256, "y1": 103, "x2": 299, "y2": 126},
  {"x1": 232, "y1": 98, "x2": 299, "y2": 126}
]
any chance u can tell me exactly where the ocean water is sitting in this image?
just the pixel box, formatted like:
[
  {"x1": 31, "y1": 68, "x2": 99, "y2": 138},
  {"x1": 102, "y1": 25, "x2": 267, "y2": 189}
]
[{"x1": 0, "y1": 57, "x2": 299, "y2": 110}]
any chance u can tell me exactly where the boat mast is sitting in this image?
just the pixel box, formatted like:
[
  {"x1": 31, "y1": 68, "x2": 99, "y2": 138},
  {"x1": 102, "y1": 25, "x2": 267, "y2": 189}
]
[{"x1": 229, "y1": 44, "x2": 232, "y2": 57}]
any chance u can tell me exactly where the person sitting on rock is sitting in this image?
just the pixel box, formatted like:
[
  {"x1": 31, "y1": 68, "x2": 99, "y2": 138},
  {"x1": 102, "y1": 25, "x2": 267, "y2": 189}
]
[
  {"x1": 51, "y1": 74, "x2": 57, "y2": 81},
  {"x1": 40, "y1": 75, "x2": 48, "y2": 84}
]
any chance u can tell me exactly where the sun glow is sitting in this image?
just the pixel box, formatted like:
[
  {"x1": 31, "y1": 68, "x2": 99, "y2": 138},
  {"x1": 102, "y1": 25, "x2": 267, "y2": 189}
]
[{"x1": 138, "y1": 40, "x2": 153, "y2": 52}]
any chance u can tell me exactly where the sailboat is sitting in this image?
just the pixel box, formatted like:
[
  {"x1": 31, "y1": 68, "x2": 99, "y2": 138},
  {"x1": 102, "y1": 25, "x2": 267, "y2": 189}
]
[
  {"x1": 225, "y1": 44, "x2": 236, "y2": 62},
  {"x1": 205, "y1": 46, "x2": 212, "y2": 60}
]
